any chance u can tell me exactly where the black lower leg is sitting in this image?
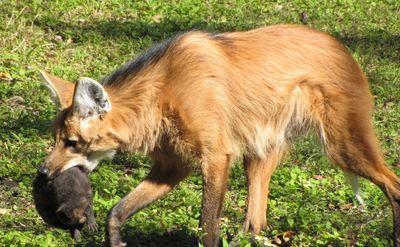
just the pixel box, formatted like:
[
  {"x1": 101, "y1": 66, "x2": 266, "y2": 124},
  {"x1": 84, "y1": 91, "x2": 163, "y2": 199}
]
[{"x1": 384, "y1": 185, "x2": 400, "y2": 247}]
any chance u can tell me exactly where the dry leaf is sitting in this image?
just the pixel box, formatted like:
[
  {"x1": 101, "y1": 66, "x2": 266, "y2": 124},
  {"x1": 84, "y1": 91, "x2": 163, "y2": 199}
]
[
  {"x1": 0, "y1": 208, "x2": 9, "y2": 215},
  {"x1": 6, "y1": 96, "x2": 25, "y2": 107},
  {"x1": 314, "y1": 175, "x2": 324, "y2": 180},
  {"x1": 273, "y1": 236, "x2": 282, "y2": 245},
  {"x1": 283, "y1": 230, "x2": 296, "y2": 240},
  {"x1": 0, "y1": 72, "x2": 12, "y2": 81},
  {"x1": 152, "y1": 14, "x2": 162, "y2": 23},
  {"x1": 55, "y1": 35, "x2": 63, "y2": 41},
  {"x1": 340, "y1": 203, "x2": 354, "y2": 211}
]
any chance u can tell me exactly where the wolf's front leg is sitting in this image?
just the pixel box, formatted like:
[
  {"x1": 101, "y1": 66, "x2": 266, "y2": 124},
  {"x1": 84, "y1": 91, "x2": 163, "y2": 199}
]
[{"x1": 106, "y1": 153, "x2": 191, "y2": 247}]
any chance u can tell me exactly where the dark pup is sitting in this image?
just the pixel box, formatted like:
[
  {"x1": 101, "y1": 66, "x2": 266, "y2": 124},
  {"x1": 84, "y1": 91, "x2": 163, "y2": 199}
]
[{"x1": 33, "y1": 166, "x2": 97, "y2": 240}]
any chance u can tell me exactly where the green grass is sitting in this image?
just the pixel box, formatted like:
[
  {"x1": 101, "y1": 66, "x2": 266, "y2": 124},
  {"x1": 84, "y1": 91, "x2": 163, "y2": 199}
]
[{"x1": 1, "y1": 0, "x2": 399, "y2": 246}]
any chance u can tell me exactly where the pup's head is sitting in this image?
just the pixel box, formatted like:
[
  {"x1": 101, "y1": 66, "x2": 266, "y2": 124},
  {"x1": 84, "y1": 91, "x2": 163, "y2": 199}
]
[
  {"x1": 56, "y1": 197, "x2": 90, "y2": 226},
  {"x1": 38, "y1": 71, "x2": 119, "y2": 178}
]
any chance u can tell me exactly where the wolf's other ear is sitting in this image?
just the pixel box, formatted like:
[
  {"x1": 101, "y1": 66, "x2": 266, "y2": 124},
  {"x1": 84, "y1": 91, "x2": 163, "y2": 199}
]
[
  {"x1": 40, "y1": 71, "x2": 75, "y2": 110},
  {"x1": 72, "y1": 77, "x2": 111, "y2": 118}
]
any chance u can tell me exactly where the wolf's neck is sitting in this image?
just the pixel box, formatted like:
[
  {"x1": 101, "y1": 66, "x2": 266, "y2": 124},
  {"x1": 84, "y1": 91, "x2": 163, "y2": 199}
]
[{"x1": 105, "y1": 76, "x2": 164, "y2": 154}]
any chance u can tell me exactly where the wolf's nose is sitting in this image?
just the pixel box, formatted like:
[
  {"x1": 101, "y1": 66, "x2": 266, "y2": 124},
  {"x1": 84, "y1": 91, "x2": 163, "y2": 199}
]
[{"x1": 38, "y1": 166, "x2": 49, "y2": 176}]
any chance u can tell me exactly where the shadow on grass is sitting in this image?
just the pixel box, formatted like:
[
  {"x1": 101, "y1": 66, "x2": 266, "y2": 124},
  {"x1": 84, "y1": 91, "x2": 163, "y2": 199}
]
[
  {"x1": 338, "y1": 30, "x2": 400, "y2": 64},
  {"x1": 31, "y1": 16, "x2": 400, "y2": 65},
  {"x1": 1, "y1": 112, "x2": 53, "y2": 138},
  {"x1": 76, "y1": 226, "x2": 198, "y2": 247},
  {"x1": 32, "y1": 16, "x2": 233, "y2": 44}
]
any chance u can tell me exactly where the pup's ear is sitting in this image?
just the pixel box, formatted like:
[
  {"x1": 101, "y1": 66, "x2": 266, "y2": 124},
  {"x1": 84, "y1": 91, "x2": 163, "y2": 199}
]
[
  {"x1": 72, "y1": 77, "x2": 111, "y2": 118},
  {"x1": 40, "y1": 71, "x2": 75, "y2": 110}
]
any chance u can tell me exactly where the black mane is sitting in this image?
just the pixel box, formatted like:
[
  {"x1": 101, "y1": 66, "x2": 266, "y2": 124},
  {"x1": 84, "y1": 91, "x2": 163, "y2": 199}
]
[{"x1": 101, "y1": 35, "x2": 180, "y2": 85}]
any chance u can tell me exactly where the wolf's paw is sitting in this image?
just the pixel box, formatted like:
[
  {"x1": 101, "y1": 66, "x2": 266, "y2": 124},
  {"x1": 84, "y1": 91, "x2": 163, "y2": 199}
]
[{"x1": 107, "y1": 231, "x2": 127, "y2": 247}]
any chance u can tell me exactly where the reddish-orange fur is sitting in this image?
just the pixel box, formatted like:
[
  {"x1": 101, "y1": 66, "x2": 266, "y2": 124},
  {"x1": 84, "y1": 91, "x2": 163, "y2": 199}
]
[{"x1": 40, "y1": 25, "x2": 400, "y2": 247}]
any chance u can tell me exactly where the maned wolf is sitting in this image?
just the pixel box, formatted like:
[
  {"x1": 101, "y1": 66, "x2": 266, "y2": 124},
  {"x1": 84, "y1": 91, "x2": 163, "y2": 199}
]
[
  {"x1": 33, "y1": 166, "x2": 97, "y2": 240},
  {"x1": 38, "y1": 25, "x2": 400, "y2": 246}
]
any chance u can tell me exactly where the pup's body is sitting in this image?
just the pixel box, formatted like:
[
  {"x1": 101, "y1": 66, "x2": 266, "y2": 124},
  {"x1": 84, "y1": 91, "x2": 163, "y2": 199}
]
[
  {"x1": 38, "y1": 25, "x2": 400, "y2": 247},
  {"x1": 33, "y1": 167, "x2": 97, "y2": 240}
]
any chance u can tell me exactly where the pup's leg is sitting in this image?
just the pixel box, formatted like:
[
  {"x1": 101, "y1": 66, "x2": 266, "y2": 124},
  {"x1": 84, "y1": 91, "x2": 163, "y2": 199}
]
[
  {"x1": 85, "y1": 205, "x2": 98, "y2": 231},
  {"x1": 71, "y1": 228, "x2": 81, "y2": 240}
]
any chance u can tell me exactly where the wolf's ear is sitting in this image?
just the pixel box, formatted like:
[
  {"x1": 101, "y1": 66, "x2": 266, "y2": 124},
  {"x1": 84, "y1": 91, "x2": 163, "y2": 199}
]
[
  {"x1": 40, "y1": 71, "x2": 75, "y2": 110},
  {"x1": 72, "y1": 77, "x2": 111, "y2": 118}
]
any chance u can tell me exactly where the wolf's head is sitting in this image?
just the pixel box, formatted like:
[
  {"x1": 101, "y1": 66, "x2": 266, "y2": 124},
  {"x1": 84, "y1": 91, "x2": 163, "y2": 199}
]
[{"x1": 38, "y1": 71, "x2": 119, "y2": 178}]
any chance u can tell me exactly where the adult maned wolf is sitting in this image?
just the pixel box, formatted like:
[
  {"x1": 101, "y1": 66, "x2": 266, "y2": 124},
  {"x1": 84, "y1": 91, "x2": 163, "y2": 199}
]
[{"x1": 38, "y1": 24, "x2": 400, "y2": 246}]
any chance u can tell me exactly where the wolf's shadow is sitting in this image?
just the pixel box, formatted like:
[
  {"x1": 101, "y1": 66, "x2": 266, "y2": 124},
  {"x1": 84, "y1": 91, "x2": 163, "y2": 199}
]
[{"x1": 77, "y1": 226, "x2": 198, "y2": 247}]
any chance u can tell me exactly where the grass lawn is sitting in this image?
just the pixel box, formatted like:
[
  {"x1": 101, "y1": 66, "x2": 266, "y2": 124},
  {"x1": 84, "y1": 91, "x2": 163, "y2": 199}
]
[{"x1": 1, "y1": 1, "x2": 399, "y2": 246}]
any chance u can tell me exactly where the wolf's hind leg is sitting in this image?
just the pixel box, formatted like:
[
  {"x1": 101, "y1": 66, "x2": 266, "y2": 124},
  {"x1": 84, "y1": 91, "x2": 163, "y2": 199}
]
[{"x1": 243, "y1": 148, "x2": 283, "y2": 234}]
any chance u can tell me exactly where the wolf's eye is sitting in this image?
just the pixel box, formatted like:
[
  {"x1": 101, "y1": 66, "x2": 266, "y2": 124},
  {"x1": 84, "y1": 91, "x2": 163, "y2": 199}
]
[{"x1": 65, "y1": 139, "x2": 78, "y2": 148}]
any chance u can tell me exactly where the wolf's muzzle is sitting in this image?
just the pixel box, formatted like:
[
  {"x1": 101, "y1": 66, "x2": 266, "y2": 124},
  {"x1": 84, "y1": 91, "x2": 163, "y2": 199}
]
[{"x1": 38, "y1": 166, "x2": 49, "y2": 176}]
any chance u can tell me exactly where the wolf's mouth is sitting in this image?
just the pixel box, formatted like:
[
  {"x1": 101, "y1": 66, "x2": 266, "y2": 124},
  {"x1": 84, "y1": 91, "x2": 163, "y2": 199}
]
[{"x1": 76, "y1": 165, "x2": 90, "y2": 174}]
